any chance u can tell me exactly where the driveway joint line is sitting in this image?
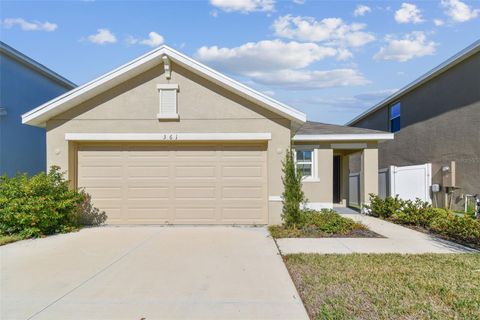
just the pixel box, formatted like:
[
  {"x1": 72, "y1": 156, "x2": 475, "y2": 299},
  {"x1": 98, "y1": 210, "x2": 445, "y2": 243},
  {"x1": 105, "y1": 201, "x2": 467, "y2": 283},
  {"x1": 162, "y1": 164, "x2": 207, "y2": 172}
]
[{"x1": 25, "y1": 229, "x2": 161, "y2": 320}]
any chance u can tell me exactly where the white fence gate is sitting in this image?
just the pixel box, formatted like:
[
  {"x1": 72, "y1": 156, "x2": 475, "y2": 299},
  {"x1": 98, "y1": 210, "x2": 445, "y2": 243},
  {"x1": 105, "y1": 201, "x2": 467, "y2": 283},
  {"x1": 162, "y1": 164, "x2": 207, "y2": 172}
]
[
  {"x1": 389, "y1": 163, "x2": 432, "y2": 203},
  {"x1": 349, "y1": 163, "x2": 432, "y2": 206},
  {"x1": 349, "y1": 172, "x2": 360, "y2": 207}
]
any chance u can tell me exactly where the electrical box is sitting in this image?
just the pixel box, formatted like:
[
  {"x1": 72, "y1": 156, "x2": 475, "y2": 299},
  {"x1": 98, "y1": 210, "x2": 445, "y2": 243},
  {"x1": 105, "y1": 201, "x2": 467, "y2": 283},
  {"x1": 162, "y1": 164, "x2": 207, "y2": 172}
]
[{"x1": 431, "y1": 184, "x2": 441, "y2": 193}]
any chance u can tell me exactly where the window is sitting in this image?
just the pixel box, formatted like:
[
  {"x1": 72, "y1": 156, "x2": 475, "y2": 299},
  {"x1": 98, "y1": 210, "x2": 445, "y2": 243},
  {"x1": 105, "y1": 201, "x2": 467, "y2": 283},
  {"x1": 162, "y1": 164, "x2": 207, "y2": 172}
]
[
  {"x1": 295, "y1": 149, "x2": 314, "y2": 179},
  {"x1": 389, "y1": 102, "x2": 400, "y2": 133},
  {"x1": 157, "y1": 84, "x2": 179, "y2": 119}
]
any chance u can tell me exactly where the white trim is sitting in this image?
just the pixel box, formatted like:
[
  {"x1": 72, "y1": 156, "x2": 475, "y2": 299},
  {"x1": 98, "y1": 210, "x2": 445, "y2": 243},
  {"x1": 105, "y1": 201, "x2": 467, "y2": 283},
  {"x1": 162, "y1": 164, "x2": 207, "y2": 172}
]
[
  {"x1": 156, "y1": 113, "x2": 179, "y2": 120},
  {"x1": 156, "y1": 84, "x2": 178, "y2": 90},
  {"x1": 331, "y1": 143, "x2": 368, "y2": 149},
  {"x1": 268, "y1": 196, "x2": 282, "y2": 202},
  {"x1": 293, "y1": 133, "x2": 394, "y2": 141},
  {"x1": 346, "y1": 39, "x2": 480, "y2": 126},
  {"x1": 22, "y1": 45, "x2": 306, "y2": 127},
  {"x1": 293, "y1": 147, "x2": 317, "y2": 180},
  {"x1": 64, "y1": 132, "x2": 272, "y2": 142},
  {"x1": 303, "y1": 202, "x2": 333, "y2": 210}
]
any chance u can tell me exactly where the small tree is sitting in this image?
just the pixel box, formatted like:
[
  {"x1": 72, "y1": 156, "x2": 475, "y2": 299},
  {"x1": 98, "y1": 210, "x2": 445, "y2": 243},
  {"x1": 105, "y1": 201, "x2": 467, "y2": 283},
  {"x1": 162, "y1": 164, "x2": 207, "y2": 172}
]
[{"x1": 281, "y1": 148, "x2": 306, "y2": 227}]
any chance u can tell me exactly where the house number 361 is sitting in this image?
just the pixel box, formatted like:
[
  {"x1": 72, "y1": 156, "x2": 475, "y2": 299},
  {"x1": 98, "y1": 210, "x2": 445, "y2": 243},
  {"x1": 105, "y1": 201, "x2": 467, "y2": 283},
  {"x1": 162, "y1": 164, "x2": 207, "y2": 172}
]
[{"x1": 163, "y1": 134, "x2": 178, "y2": 140}]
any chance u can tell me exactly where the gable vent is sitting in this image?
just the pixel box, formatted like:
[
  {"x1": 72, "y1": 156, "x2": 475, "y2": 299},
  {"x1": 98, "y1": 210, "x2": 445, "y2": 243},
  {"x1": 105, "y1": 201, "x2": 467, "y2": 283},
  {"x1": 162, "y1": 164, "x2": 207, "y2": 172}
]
[{"x1": 157, "y1": 84, "x2": 179, "y2": 120}]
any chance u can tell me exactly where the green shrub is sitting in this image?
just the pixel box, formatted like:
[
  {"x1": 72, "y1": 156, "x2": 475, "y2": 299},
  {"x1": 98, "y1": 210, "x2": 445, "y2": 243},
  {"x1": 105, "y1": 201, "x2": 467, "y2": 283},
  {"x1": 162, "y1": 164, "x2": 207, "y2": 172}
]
[
  {"x1": 75, "y1": 191, "x2": 107, "y2": 226},
  {"x1": 302, "y1": 209, "x2": 364, "y2": 234},
  {"x1": 366, "y1": 194, "x2": 480, "y2": 247},
  {"x1": 281, "y1": 148, "x2": 306, "y2": 227},
  {"x1": 0, "y1": 166, "x2": 106, "y2": 238},
  {"x1": 365, "y1": 194, "x2": 402, "y2": 218},
  {"x1": 430, "y1": 214, "x2": 480, "y2": 246},
  {"x1": 269, "y1": 209, "x2": 368, "y2": 238}
]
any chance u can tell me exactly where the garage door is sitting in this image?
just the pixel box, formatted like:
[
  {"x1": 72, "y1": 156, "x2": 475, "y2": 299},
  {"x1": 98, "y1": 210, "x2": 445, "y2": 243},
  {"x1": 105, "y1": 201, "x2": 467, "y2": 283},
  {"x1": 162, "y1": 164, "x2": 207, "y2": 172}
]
[{"x1": 77, "y1": 144, "x2": 267, "y2": 224}]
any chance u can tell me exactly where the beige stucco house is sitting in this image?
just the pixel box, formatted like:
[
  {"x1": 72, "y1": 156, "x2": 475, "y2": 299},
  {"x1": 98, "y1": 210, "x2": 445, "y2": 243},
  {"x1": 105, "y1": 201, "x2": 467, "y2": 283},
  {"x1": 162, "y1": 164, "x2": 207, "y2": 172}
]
[{"x1": 22, "y1": 46, "x2": 393, "y2": 225}]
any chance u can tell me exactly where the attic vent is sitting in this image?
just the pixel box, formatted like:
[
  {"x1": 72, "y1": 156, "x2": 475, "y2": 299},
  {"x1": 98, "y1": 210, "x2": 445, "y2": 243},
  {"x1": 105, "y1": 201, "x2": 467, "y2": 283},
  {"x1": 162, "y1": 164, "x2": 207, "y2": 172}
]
[{"x1": 156, "y1": 84, "x2": 179, "y2": 120}]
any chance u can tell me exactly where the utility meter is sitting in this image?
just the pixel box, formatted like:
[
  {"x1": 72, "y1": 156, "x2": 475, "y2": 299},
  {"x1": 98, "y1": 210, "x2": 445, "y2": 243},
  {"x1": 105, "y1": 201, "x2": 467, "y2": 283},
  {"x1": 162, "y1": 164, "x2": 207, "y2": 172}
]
[{"x1": 431, "y1": 184, "x2": 441, "y2": 193}]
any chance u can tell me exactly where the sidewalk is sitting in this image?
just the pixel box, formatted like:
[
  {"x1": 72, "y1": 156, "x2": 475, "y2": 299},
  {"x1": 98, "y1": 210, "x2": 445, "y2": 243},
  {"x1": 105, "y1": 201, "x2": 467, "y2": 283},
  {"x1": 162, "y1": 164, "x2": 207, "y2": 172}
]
[{"x1": 276, "y1": 207, "x2": 477, "y2": 254}]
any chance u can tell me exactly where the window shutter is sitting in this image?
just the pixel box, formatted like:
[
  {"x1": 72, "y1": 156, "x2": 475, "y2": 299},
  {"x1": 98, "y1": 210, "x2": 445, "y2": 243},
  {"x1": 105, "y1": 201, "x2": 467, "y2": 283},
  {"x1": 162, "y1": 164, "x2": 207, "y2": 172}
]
[{"x1": 160, "y1": 89, "x2": 177, "y2": 115}]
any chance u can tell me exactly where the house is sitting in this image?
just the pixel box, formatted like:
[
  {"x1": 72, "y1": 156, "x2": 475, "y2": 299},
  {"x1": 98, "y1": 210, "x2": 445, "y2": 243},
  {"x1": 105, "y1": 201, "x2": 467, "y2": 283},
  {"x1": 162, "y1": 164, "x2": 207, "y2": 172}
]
[
  {"x1": 0, "y1": 41, "x2": 76, "y2": 176},
  {"x1": 22, "y1": 46, "x2": 392, "y2": 225},
  {"x1": 347, "y1": 40, "x2": 480, "y2": 210}
]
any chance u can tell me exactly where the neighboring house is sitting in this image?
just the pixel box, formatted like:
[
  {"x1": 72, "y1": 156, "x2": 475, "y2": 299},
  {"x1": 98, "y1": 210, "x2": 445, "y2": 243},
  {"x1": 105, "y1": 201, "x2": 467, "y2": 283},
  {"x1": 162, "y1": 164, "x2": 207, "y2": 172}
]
[
  {"x1": 0, "y1": 41, "x2": 75, "y2": 176},
  {"x1": 347, "y1": 40, "x2": 480, "y2": 210},
  {"x1": 22, "y1": 46, "x2": 392, "y2": 225}
]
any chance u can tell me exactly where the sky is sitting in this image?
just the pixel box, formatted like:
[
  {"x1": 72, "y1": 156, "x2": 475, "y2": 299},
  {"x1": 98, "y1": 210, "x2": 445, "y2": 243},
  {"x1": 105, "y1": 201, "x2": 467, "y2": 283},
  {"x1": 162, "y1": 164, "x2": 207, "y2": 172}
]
[{"x1": 1, "y1": 0, "x2": 479, "y2": 124}]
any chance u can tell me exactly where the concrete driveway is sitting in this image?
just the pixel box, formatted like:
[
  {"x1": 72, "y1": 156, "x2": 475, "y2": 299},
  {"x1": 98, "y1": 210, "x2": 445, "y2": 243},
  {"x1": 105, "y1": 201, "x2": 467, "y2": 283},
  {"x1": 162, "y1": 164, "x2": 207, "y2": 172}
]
[{"x1": 1, "y1": 226, "x2": 307, "y2": 320}]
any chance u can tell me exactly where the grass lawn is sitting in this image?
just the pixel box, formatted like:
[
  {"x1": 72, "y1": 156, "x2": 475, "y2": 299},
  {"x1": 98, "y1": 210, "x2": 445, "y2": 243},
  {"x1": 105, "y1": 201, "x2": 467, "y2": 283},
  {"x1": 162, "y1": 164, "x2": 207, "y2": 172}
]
[
  {"x1": 284, "y1": 253, "x2": 480, "y2": 320},
  {"x1": 0, "y1": 234, "x2": 22, "y2": 246}
]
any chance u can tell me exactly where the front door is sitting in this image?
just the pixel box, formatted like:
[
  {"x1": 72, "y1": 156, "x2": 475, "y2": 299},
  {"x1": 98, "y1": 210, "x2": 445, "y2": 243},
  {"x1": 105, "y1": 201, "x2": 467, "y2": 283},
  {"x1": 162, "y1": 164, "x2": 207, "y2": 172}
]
[{"x1": 333, "y1": 155, "x2": 341, "y2": 203}]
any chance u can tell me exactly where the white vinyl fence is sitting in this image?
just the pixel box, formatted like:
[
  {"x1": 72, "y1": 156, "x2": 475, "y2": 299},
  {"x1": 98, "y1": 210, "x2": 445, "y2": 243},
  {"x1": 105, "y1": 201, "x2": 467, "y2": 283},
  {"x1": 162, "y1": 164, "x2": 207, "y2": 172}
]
[
  {"x1": 349, "y1": 163, "x2": 432, "y2": 206},
  {"x1": 389, "y1": 163, "x2": 432, "y2": 203}
]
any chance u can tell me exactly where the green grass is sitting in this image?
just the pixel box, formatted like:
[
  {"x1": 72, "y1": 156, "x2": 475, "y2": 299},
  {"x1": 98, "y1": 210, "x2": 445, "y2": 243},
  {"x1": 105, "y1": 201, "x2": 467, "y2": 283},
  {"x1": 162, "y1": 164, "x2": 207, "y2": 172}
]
[
  {"x1": 0, "y1": 234, "x2": 22, "y2": 246},
  {"x1": 284, "y1": 253, "x2": 480, "y2": 320}
]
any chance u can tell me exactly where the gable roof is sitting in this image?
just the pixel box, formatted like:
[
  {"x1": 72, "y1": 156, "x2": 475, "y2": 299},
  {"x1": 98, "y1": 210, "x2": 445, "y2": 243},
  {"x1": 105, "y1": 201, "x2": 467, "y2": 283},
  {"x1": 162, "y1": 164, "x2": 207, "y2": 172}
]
[
  {"x1": 0, "y1": 41, "x2": 76, "y2": 89},
  {"x1": 346, "y1": 39, "x2": 480, "y2": 126},
  {"x1": 22, "y1": 45, "x2": 306, "y2": 127},
  {"x1": 293, "y1": 121, "x2": 393, "y2": 141}
]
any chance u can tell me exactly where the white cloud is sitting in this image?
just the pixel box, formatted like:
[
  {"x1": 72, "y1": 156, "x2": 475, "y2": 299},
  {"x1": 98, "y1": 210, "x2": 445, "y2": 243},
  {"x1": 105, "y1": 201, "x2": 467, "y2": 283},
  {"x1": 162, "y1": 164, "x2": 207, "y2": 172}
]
[
  {"x1": 434, "y1": 19, "x2": 445, "y2": 26},
  {"x1": 246, "y1": 69, "x2": 370, "y2": 89},
  {"x1": 1, "y1": 18, "x2": 57, "y2": 31},
  {"x1": 441, "y1": 0, "x2": 479, "y2": 22},
  {"x1": 209, "y1": 0, "x2": 274, "y2": 13},
  {"x1": 374, "y1": 31, "x2": 437, "y2": 62},
  {"x1": 272, "y1": 15, "x2": 375, "y2": 47},
  {"x1": 127, "y1": 31, "x2": 164, "y2": 47},
  {"x1": 195, "y1": 40, "x2": 369, "y2": 89},
  {"x1": 293, "y1": 0, "x2": 305, "y2": 4},
  {"x1": 354, "y1": 5, "x2": 372, "y2": 17},
  {"x1": 195, "y1": 40, "x2": 337, "y2": 73},
  {"x1": 336, "y1": 48, "x2": 354, "y2": 61},
  {"x1": 87, "y1": 28, "x2": 117, "y2": 44},
  {"x1": 394, "y1": 3, "x2": 424, "y2": 24}
]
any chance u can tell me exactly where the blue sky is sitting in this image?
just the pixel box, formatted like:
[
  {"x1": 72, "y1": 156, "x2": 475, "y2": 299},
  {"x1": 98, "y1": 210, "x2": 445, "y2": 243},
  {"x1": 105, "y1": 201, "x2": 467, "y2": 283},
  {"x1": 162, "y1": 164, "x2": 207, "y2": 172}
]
[{"x1": 1, "y1": 0, "x2": 479, "y2": 124}]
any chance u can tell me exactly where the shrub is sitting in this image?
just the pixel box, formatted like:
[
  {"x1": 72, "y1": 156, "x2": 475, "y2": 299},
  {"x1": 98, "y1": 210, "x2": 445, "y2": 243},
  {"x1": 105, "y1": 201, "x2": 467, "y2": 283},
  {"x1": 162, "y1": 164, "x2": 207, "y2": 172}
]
[
  {"x1": 365, "y1": 194, "x2": 403, "y2": 218},
  {"x1": 0, "y1": 166, "x2": 106, "y2": 238},
  {"x1": 75, "y1": 190, "x2": 107, "y2": 226},
  {"x1": 366, "y1": 194, "x2": 480, "y2": 247},
  {"x1": 302, "y1": 209, "x2": 365, "y2": 234},
  {"x1": 281, "y1": 148, "x2": 306, "y2": 227},
  {"x1": 430, "y1": 214, "x2": 480, "y2": 246}
]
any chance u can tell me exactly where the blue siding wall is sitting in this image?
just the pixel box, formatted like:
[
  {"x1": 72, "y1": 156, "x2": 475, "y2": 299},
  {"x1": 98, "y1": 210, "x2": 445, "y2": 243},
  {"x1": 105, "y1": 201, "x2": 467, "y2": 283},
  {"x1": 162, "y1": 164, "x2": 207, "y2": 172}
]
[{"x1": 0, "y1": 54, "x2": 71, "y2": 176}]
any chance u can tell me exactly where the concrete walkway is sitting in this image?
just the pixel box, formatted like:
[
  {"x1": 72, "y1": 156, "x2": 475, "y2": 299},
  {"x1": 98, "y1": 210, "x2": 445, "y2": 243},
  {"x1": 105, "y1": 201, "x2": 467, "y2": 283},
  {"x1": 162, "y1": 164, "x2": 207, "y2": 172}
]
[
  {"x1": 1, "y1": 226, "x2": 308, "y2": 320},
  {"x1": 276, "y1": 207, "x2": 477, "y2": 254}
]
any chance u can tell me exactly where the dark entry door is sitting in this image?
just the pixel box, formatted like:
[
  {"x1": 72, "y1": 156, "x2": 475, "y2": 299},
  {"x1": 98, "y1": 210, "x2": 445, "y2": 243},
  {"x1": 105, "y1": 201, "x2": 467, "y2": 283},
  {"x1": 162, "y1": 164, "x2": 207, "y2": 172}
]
[{"x1": 333, "y1": 156, "x2": 341, "y2": 203}]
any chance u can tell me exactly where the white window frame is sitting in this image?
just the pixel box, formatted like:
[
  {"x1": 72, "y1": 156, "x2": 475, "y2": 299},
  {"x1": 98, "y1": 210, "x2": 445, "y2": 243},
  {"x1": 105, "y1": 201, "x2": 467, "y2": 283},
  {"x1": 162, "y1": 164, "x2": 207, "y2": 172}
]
[
  {"x1": 293, "y1": 146, "x2": 319, "y2": 182},
  {"x1": 157, "y1": 84, "x2": 179, "y2": 120}
]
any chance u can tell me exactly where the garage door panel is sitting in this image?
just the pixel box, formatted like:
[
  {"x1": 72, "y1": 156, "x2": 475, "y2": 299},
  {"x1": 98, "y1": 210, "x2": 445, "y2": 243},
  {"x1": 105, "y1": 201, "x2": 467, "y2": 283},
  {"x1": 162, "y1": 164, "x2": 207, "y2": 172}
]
[
  {"x1": 222, "y1": 186, "x2": 263, "y2": 199},
  {"x1": 222, "y1": 207, "x2": 263, "y2": 220},
  {"x1": 175, "y1": 166, "x2": 216, "y2": 178},
  {"x1": 175, "y1": 186, "x2": 216, "y2": 199},
  {"x1": 77, "y1": 143, "x2": 267, "y2": 224},
  {"x1": 127, "y1": 187, "x2": 169, "y2": 199},
  {"x1": 127, "y1": 166, "x2": 169, "y2": 178}
]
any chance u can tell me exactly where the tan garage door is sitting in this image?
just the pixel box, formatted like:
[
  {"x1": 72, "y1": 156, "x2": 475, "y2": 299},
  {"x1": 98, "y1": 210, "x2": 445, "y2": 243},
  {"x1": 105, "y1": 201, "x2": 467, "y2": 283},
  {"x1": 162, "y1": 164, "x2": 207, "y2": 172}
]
[{"x1": 77, "y1": 143, "x2": 267, "y2": 224}]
